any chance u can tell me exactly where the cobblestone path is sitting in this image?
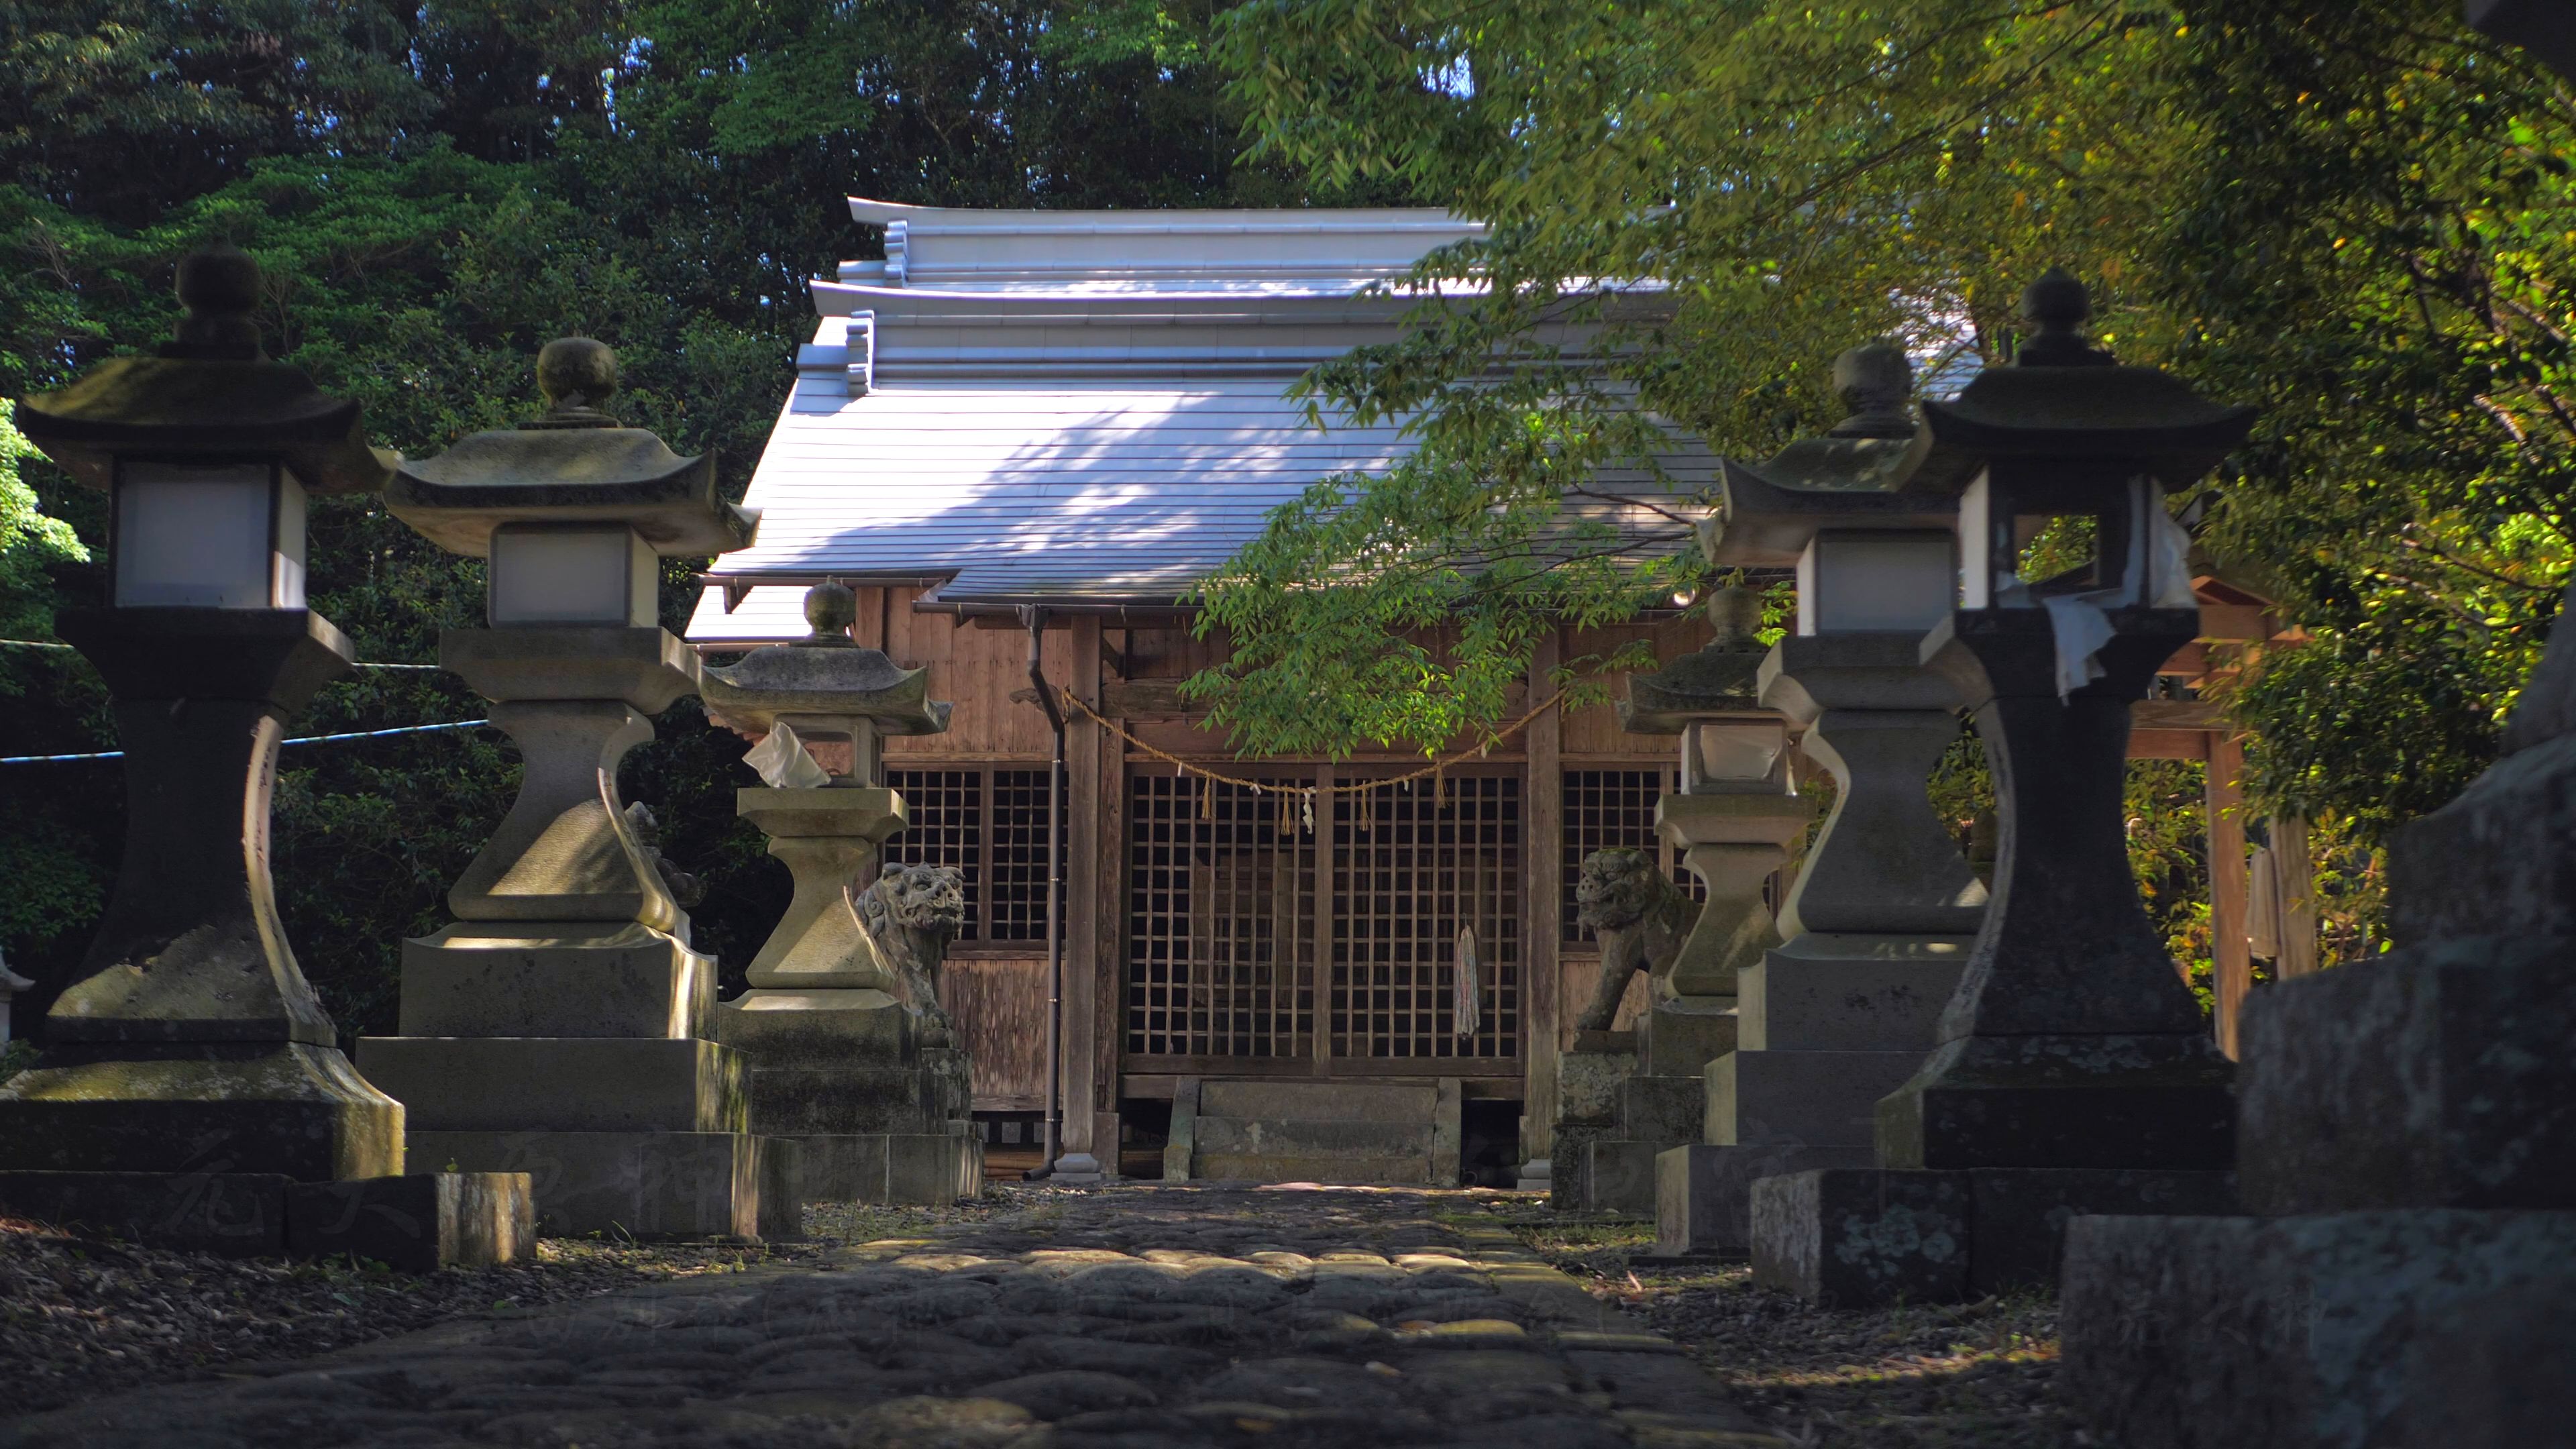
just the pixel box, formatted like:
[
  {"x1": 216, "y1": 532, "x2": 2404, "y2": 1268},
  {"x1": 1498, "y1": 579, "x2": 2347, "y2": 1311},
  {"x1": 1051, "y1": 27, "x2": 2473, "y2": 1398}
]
[{"x1": 3, "y1": 1185, "x2": 1784, "y2": 1448}]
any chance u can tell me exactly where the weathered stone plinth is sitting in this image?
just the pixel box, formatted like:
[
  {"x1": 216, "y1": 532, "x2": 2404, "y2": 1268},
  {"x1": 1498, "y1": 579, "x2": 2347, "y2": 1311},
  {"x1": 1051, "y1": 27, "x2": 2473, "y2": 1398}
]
[
  {"x1": 2062, "y1": 1209, "x2": 2576, "y2": 1448},
  {"x1": 0, "y1": 1169, "x2": 534, "y2": 1267},
  {"x1": 2061, "y1": 664, "x2": 2576, "y2": 1444}
]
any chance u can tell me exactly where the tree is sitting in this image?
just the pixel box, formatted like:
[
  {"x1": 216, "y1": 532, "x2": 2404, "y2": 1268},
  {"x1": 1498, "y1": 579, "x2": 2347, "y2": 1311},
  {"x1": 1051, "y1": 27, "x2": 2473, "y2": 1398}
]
[{"x1": 1198, "y1": 0, "x2": 2575, "y2": 877}]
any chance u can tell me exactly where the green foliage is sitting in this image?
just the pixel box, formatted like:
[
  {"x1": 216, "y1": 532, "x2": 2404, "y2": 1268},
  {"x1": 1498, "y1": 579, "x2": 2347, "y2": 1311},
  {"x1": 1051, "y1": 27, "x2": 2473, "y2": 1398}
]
[
  {"x1": 1203, "y1": 0, "x2": 2576, "y2": 855},
  {"x1": 0, "y1": 0, "x2": 1271, "y2": 1031},
  {"x1": 0, "y1": 400, "x2": 86, "y2": 645}
]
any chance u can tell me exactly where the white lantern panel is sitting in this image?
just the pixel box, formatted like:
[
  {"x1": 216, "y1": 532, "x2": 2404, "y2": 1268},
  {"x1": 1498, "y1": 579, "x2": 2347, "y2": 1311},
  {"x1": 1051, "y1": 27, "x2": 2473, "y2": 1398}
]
[
  {"x1": 113, "y1": 462, "x2": 282, "y2": 608},
  {"x1": 488, "y1": 525, "x2": 656, "y2": 627},
  {"x1": 1686, "y1": 718, "x2": 1789, "y2": 793},
  {"x1": 1796, "y1": 530, "x2": 1956, "y2": 634}
]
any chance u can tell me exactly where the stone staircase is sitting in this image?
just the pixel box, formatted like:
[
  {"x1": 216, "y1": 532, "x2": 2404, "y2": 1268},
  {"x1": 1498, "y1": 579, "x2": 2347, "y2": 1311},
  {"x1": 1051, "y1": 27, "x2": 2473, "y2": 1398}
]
[{"x1": 1165, "y1": 1079, "x2": 1462, "y2": 1186}]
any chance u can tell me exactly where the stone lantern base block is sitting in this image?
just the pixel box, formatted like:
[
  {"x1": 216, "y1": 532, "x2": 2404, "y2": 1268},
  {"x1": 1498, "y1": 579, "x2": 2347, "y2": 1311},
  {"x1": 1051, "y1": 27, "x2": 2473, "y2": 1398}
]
[
  {"x1": 1652, "y1": 1142, "x2": 1874, "y2": 1258},
  {"x1": 716, "y1": 988, "x2": 912, "y2": 1064},
  {"x1": 787, "y1": 1131, "x2": 984, "y2": 1204},
  {"x1": 409, "y1": 1129, "x2": 797, "y2": 1240},
  {"x1": 1875, "y1": 1036, "x2": 2238, "y2": 1172},
  {"x1": 398, "y1": 923, "x2": 716, "y2": 1039},
  {"x1": 283, "y1": 1171, "x2": 535, "y2": 1270},
  {"x1": 0, "y1": 1169, "x2": 533, "y2": 1269},
  {"x1": 0, "y1": 1044, "x2": 404, "y2": 1181},
  {"x1": 1638, "y1": 998, "x2": 1737, "y2": 1078},
  {"x1": 356, "y1": 1037, "x2": 748, "y2": 1134},
  {"x1": 1736, "y1": 934, "x2": 1970, "y2": 1053},
  {"x1": 2059, "y1": 1209, "x2": 2576, "y2": 1449},
  {"x1": 1707, "y1": 1049, "x2": 1928, "y2": 1147},
  {"x1": 1549, "y1": 1044, "x2": 1635, "y2": 1210},
  {"x1": 1750, "y1": 1167, "x2": 2237, "y2": 1305}
]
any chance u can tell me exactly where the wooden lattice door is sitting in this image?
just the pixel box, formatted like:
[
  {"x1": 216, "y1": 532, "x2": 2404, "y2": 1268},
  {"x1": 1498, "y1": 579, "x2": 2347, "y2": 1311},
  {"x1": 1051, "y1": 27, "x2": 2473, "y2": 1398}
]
[
  {"x1": 1124, "y1": 767, "x2": 1525, "y2": 1077},
  {"x1": 1328, "y1": 773, "x2": 1521, "y2": 1069}
]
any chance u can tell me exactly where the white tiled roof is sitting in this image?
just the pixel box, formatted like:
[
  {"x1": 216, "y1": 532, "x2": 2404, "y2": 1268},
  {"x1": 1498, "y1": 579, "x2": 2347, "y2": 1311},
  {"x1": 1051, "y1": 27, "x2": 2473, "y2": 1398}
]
[{"x1": 687, "y1": 200, "x2": 1704, "y2": 645}]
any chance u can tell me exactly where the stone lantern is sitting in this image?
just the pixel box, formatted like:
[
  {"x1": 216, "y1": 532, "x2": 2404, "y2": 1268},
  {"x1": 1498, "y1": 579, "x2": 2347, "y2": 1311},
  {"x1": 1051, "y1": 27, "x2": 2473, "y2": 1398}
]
[
  {"x1": 1747, "y1": 270, "x2": 2257, "y2": 1304},
  {"x1": 1653, "y1": 341, "x2": 1989, "y2": 1258},
  {"x1": 356, "y1": 339, "x2": 794, "y2": 1240},
  {"x1": 1551, "y1": 586, "x2": 1819, "y2": 1212},
  {"x1": 0, "y1": 248, "x2": 527, "y2": 1268},
  {"x1": 697, "y1": 582, "x2": 981, "y2": 1203}
]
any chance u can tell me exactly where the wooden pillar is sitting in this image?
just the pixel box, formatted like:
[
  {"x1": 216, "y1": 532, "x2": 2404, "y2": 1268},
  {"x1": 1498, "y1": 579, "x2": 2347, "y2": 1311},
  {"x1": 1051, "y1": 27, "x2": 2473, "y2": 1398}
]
[
  {"x1": 2272, "y1": 813, "x2": 2320, "y2": 979},
  {"x1": 1062, "y1": 617, "x2": 1106, "y2": 1165},
  {"x1": 2205, "y1": 732, "x2": 2252, "y2": 1058},
  {"x1": 1522, "y1": 633, "x2": 1564, "y2": 1163},
  {"x1": 1310, "y1": 762, "x2": 1336, "y2": 1079}
]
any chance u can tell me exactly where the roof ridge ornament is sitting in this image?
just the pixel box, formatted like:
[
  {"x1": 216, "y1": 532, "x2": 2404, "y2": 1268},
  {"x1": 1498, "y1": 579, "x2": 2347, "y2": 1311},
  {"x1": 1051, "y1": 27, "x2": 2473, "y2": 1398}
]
[
  {"x1": 2013, "y1": 266, "x2": 2116, "y2": 368},
  {"x1": 522, "y1": 337, "x2": 623, "y2": 430}
]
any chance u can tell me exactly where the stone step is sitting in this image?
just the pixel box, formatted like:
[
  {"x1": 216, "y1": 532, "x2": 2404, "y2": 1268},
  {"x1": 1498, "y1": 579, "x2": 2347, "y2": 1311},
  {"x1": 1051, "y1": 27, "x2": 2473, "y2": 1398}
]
[
  {"x1": 1192, "y1": 1117, "x2": 1434, "y2": 1159},
  {"x1": 1197, "y1": 1079, "x2": 1438, "y2": 1123},
  {"x1": 1192, "y1": 1152, "x2": 1437, "y2": 1186},
  {"x1": 358, "y1": 1037, "x2": 747, "y2": 1134},
  {"x1": 410, "y1": 1129, "x2": 794, "y2": 1240}
]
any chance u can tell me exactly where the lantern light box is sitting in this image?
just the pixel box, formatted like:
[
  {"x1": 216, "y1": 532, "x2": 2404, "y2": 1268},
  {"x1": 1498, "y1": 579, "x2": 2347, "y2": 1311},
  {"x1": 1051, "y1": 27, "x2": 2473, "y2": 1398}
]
[
  {"x1": 111, "y1": 460, "x2": 309, "y2": 610},
  {"x1": 486, "y1": 523, "x2": 659, "y2": 628}
]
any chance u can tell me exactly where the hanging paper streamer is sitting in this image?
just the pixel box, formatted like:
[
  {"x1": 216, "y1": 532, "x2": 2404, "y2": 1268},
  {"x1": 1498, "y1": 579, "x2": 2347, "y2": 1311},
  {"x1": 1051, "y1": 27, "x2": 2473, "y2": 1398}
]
[{"x1": 1454, "y1": 924, "x2": 1483, "y2": 1039}]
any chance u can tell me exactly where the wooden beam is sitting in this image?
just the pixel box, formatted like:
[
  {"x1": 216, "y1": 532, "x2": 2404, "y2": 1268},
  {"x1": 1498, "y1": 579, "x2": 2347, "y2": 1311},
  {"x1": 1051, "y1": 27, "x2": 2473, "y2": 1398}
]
[
  {"x1": 2196, "y1": 602, "x2": 2275, "y2": 643},
  {"x1": 1062, "y1": 616, "x2": 1105, "y2": 1165},
  {"x1": 2273, "y1": 814, "x2": 2322, "y2": 979},
  {"x1": 2132, "y1": 700, "x2": 2225, "y2": 731},
  {"x1": 1522, "y1": 633, "x2": 1564, "y2": 1165},
  {"x1": 2206, "y1": 734, "x2": 2252, "y2": 1059},
  {"x1": 2127, "y1": 729, "x2": 2210, "y2": 761},
  {"x1": 1102, "y1": 680, "x2": 1199, "y2": 718}
]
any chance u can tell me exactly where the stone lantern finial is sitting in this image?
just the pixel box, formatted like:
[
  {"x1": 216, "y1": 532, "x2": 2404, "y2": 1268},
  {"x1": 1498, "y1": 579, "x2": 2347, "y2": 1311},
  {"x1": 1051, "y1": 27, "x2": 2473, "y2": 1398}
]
[
  {"x1": 801, "y1": 580, "x2": 859, "y2": 647},
  {"x1": 1704, "y1": 583, "x2": 1766, "y2": 650},
  {"x1": 166, "y1": 244, "x2": 264, "y2": 361},
  {"x1": 2015, "y1": 266, "x2": 2114, "y2": 368},
  {"x1": 1826, "y1": 341, "x2": 1915, "y2": 439},
  {"x1": 527, "y1": 337, "x2": 622, "y2": 429}
]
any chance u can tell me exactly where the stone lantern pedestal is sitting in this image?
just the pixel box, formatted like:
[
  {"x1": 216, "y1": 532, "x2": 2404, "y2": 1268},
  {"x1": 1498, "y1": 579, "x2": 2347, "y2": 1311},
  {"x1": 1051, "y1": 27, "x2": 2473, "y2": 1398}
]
[
  {"x1": 0, "y1": 250, "x2": 530, "y2": 1269},
  {"x1": 1654, "y1": 343, "x2": 1986, "y2": 1258},
  {"x1": 1556, "y1": 591, "x2": 1816, "y2": 1212},
  {"x1": 1748, "y1": 276, "x2": 2255, "y2": 1303},
  {"x1": 355, "y1": 339, "x2": 790, "y2": 1240},
  {"x1": 700, "y1": 589, "x2": 979, "y2": 1204}
]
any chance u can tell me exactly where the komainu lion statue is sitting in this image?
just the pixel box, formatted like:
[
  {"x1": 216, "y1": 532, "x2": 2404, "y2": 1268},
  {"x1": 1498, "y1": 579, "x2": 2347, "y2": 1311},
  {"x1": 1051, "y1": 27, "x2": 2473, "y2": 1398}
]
[
  {"x1": 852, "y1": 862, "x2": 968, "y2": 1044},
  {"x1": 1572, "y1": 847, "x2": 1701, "y2": 1033}
]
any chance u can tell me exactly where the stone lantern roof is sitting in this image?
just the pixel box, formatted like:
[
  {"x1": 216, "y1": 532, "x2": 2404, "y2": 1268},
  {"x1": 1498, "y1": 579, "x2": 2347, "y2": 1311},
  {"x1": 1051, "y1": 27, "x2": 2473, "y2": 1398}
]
[
  {"x1": 387, "y1": 338, "x2": 759, "y2": 557},
  {"x1": 698, "y1": 582, "x2": 952, "y2": 738},
  {"x1": 16, "y1": 246, "x2": 390, "y2": 494},
  {"x1": 1907, "y1": 269, "x2": 2259, "y2": 493},
  {"x1": 1618, "y1": 585, "x2": 1773, "y2": 733},
  {"x1": 1703, "y1": 341, "x2": 1957, "y2": 567}
]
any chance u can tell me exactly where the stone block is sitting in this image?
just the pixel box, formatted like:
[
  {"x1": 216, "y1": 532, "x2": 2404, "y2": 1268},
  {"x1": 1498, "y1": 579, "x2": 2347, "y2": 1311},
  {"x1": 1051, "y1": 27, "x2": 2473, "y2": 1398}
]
[
  {"x1": 398, "y1": 924, "x2": 713, "y2": 1038},
  {"x1": 1963, "y1": 1167, "x2": 2235, "y2": 1296},
  {"x1": 1582, "y1": 1139, "x2": 1662, "y2": 1215},
  {"x1": 284, "y1": 1172, "x2": 534, "y2": 1271},
  {"x1": 1555, "y1": 1049, "x2": 1635, "y2": 1126},
  {"x1": 1735, "y1": 934, "x2": 1970, "y2": 1052},
  {"x1": 759, "y1": 1137, "x2": 804, "y2": 1238},
  {"x1": 1197, "y1": 1079, "x2": 1438, "y2": 1122},
  {"x1": 743, "y1": 1065, "x2": 954, "y2": 1136},
  {"x1": 1550, "y1": 1120, "x2": 1610, "y2": 1209},
  {"x1": 1639, "y1": 999, "x2": 1736, "y2": 1077},
  {"x1": 1707, "y1": 1049, "x2": 1925, "y2": 1146},
  {"x1": 1750, "y1": 1168, "x2": 1970, "y2": 1305},
  {"x1": 1874, "y1": 1036, "x2": 2236, "y2": 1171},
  {"x1": 2061, "y1": 1209, "x2": 2576, "y2": 1449},
  {"x1": 0, "y1": 1044, "x2": 403, "y2": 1181},
  {"x1": 0, "y1": 1170, "x2": 290, "y2": 1255},
  {"x1": 2238, "y1": 941, "x2": 2576, "y2": 1214},
  {"x1": 787, "y1": 1132, "x2": 981, "y2": 1203},
  {"x1": 1192, "y1": 1151, "x2": 1432, "y2": 1186},
  {"x1": 408, "y1": 1129, "x2": 776, "y2": 1238},
  {"x1": 1619, "y1": 1073, "x2": 1705, "y2": 1145},
  {"x1": 715, "y1": 987, "x2": 910, "y2": 1065},
  {"x1": 358, "y1": 1037, "x2": 747, "y2": 1134},
  {"x1": 1195, "y1": 1118, "x2": 1435, "y2": 1158},
  {"x1": 1653, "y1": 1142, "x2": 1872, "y2": 1257}
]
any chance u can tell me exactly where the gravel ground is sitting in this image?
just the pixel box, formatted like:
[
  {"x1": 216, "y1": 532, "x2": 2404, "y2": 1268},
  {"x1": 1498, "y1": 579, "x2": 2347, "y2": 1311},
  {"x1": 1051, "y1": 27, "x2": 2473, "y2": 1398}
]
[
  {"x1": 1, "y1": 1199, "x2": 997, "y2": 1417},
  {"x1": 1493, "y1": 1205, "x2": 2076, "y2": 1448}
]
